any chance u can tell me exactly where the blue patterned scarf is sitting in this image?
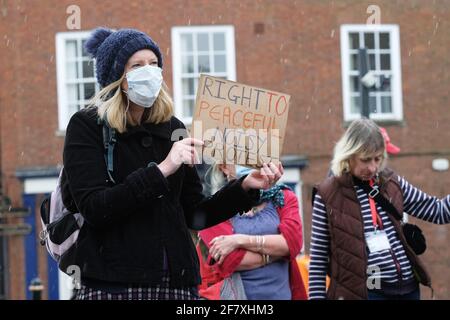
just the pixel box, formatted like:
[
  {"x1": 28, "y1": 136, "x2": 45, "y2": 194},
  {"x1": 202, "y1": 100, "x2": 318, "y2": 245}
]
[{"x1": 259, "y1": 183, "x2": 292, "y2": 208}]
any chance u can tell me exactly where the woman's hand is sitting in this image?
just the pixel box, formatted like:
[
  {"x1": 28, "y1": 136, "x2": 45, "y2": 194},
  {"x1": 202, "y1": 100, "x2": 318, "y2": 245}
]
[
  {"x1": 158, "y1": 138, "x2": 203, "y2": 177},
  {"x1": 241, "y1": 162, "x2": 284, "y2": 191},
  {"x1": 209, "y1": 234, "x2": 246, "y2": 265}
]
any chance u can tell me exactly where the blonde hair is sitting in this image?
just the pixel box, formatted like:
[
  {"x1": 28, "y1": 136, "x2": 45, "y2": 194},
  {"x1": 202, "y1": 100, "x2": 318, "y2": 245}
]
[
  {"x1": 205, "y1": 164, "x2": 227, "y2": 194},
  {"x1": 204, "y1": 163, "x2": 237, "y2": 194},
  {"x1": 331, "y1": 118, "x2": 386, "y2": 176},
  {"x1": 89, "y1": 75, "x2": 174, "y2": 133}
]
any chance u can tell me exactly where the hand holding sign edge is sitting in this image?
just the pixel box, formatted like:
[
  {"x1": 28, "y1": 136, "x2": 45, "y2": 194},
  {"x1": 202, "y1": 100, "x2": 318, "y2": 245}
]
[{"x1": 241, "y1": 162, "x2": 284, "y2": 191}]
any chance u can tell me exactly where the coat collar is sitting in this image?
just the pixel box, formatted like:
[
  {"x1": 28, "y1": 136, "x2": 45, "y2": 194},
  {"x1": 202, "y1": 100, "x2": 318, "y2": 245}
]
[
  {"x1": 335, "y1": 168, "x2": 395, "y2": 188},
  {"x1": 334, "y1": 168, "x2": 396, "y2": 202}
]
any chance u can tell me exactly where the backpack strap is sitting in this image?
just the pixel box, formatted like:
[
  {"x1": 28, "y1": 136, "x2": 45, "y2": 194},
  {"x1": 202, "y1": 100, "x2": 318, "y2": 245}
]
[{"x1": 97, "y1": 116, "x2": 117, "y2": 184}]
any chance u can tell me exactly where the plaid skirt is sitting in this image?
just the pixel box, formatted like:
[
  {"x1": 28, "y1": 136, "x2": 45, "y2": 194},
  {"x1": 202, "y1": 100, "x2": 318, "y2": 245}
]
[{"x1": 73, "y1": 274, "x2": 199, "y2": 300}]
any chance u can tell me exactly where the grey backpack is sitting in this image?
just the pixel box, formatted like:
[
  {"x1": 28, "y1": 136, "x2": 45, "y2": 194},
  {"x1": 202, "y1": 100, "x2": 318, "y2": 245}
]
[{"x1": 39, "y1": 118, "x2": 116, "y2": 274}]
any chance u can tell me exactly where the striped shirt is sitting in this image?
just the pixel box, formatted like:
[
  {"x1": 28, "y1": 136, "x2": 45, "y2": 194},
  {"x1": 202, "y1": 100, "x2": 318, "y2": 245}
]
[{"x1": 308, "y1": 176, "x2": 450, "y2": 300}]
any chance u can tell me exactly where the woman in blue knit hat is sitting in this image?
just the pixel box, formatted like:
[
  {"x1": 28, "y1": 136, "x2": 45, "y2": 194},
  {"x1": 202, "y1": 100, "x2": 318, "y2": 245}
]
[{"x1": 62, "y1": 27, "x2": 283, "y2": 300}]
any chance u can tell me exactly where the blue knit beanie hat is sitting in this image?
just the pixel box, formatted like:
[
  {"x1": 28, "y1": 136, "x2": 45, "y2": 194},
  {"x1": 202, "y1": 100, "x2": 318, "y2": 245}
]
[{"x1": 84, "y1": 27, "x2": 163, "y2": 88}]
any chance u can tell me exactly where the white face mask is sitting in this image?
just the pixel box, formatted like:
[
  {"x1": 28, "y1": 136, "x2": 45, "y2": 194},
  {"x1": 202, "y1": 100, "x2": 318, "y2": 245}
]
[{"x1": 124, "y1": 65, "x2": 163, "y2": 108}]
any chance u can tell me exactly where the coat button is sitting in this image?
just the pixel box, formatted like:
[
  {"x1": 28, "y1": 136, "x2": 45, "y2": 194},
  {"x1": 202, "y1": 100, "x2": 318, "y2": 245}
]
[{"x1": 141, "y1": 136, "x2": 152, "y2": 148}]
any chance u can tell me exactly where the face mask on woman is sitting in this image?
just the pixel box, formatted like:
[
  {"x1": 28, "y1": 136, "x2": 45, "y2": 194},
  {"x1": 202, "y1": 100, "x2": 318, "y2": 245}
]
[{"x1": 124, "y1": 65, "x2": 163, "y2": 108}]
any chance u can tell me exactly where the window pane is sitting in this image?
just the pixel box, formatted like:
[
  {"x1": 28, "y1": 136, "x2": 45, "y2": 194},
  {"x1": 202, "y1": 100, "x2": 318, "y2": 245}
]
[
  {"x1": 213, "y1": 33, "x2": 225, "y2": 51},
  {"x1": 183, "y1": 99, "x2": 194, "y2": 117},
  {"x1": 181, "y1": 55, "x2": 194, "y2": 73},
  {"x1": 66, "y1": 61, "x2": 78, "y2": 79},
  {"x1": 81, "y1": 39, "x2": 89, "y2": 57},
  {"x1": 66, "y1": 40, "x2": 77, "y2": 60},
  {"x1": 214, "y1": 54, "x2": 226, "y2": 72},
  {"x1": 194, "y1": 77, "x2": 198, "y2": 93},
  {"x1": 68, "y1": 104, "x2": 79, "y2": 117},
  {"x1": 84, "y1": 82, "x2": 96, "y2": 100},
  {"x1": 380, "y1": 54, "x2": 391, "y2": 70},
  {"x1": 369, "y1": 54, "x2": 376, "y2": 71},
  {"x1": 350, "y1": 96, "x2": 361, "y2": 114},
  {"x1": 379, "y1": 33, "x2": 390, "y2": 49},
  {"x1": 197, "y1": 33, "x2": 209, "y2": 51},
  {"x1": 364, "y1": 33, "x2": 375, "y2": 49},
  {"x1": 67, "y1": 84, "x2": 79, "y2": 102},
  {"x1": 82, "y1": 60, "x2": 94, "y2": 78},
  {"x1": 182, "y1": 78, "x2": 195, "y2": 95},
  {"x1": 379, "y1": 75, "x2": 391, "y2": 92},
  {"x1": 350, "y1": 54, "x2": 359, "y2": 71},
  {"x1": 198, "y1": 54, "x2": 210, "y2": 72},
  {"x1": 349, "y1": 33, "x2": 360, "y2": 49},
  {"x1": 381, "y1": 96, "x2": 392, "y2": 113},
  {"x1": 369, "y1": 95, "x2": 377, "y2": 113},
  {"x1": 181, "y1": 34, "x2": 193, "y2": 52},
  {"x1": 350, "y1": 75, "x2": 360, "y2": 92}
]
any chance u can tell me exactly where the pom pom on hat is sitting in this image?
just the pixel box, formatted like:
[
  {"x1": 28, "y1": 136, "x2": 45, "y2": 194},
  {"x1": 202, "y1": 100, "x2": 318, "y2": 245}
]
[{"x1": 84, "y1": 27, "x2": 113, "y2": 58}]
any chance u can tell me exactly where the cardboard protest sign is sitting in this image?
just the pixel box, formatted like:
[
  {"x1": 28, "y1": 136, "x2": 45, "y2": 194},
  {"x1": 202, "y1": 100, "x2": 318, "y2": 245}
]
[{"x1": 192, "y1": 75, "x2": 290, "y2": 168}]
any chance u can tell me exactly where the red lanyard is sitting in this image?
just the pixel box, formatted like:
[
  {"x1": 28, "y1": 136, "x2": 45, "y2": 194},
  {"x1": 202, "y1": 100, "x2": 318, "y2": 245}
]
[{"x1": 368, "y1": 179, "x2": 383, "y2": 230}]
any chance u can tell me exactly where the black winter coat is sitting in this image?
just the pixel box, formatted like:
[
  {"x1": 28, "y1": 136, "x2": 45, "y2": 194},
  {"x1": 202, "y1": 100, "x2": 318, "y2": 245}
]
[{"x1": 63, "y1": 107, "x2": 259, "y2": 286}]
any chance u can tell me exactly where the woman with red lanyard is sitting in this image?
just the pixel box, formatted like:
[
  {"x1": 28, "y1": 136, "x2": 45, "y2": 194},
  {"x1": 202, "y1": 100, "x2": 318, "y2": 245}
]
[{"x1": 309, "y1": 118, "x2": 450, "y2": 300}]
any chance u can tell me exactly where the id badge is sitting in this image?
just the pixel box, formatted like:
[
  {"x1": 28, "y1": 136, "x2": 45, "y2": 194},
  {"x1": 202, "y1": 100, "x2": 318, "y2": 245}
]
[{"x1": 365, "y1": 230, "x2": 391, "y2": 253}]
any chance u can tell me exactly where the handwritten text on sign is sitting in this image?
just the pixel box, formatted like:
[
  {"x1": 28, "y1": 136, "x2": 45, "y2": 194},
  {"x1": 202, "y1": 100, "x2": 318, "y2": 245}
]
[{"x1": 192, "y1": 75, "x2": 290, "y2": 167}]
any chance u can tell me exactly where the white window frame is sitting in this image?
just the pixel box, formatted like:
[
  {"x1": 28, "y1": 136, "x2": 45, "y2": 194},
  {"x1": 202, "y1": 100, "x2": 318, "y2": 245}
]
[
  {"x1": 340, "y1": 24, "x2": 403, "y2": 122},
  {"x1": 171, "y1": 25, "x2": 236, "y2": 124},
  {"x1": 56, "y1": 31, "x2": 98, "y2": 132}
]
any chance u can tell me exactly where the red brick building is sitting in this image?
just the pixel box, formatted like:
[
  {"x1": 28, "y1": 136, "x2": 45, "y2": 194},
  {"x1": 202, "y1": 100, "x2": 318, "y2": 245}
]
[{"x1": 0, "y1": 0, "x2": 448, "y2": 299}]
